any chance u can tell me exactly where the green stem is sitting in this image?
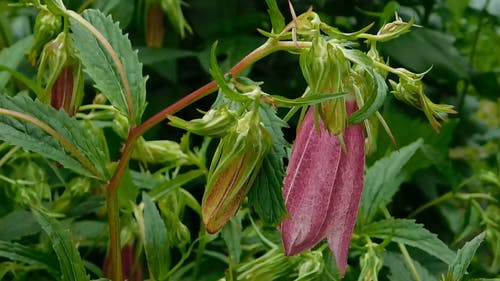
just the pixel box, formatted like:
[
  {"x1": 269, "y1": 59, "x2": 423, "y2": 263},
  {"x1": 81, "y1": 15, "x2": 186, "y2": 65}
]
[
  {"x1": 106, "y1": 187, "x2": 122, "y2": 281},
  {"x1": 381, "y1": 207, "x2": 422, "y2": 281}
]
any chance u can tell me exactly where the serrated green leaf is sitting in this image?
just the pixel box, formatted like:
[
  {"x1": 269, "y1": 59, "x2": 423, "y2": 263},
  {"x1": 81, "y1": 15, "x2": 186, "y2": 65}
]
[
  {"x1": 0, "y1": 35, "x2": 33, "y2": 89},
  {"x1": 32, "y1": 207, "x2": 89, "y2": 281},
  {"x1": 142, "y1": 192, "x2": 170, "y2": 280},
  {"x1": 265, "y1": 0, "x2": 285, "y2": 33},
  {"x1": 247, "y1": 103, "x2": 288, "y2": 225},
  {"x1": 0, "y1": 94, "x2": 108, "y2": 179},
  {"x1": 69, "y1": 9, "x2": 147, "y2": 124},
  {"x1": 362, "y1": 219, "x2": 456, "y2": 265},
  {"x1": 222, "y1": 215, "x2": 242, "y2": 265},
  {"x1": 360, "y1": 139, "x2": 423, "y2": 223},
  {"x1": 449, "y1": 232, "x2": 486, "y2": 280},
  {"x1": 0, "y1": 240, "x2": 60, "y2": 277}
]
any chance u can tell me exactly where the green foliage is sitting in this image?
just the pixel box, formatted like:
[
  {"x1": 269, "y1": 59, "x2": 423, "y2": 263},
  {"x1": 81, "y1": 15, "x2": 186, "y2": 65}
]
[
  {"x1": 69, "y1": 9, "x2": 147, "y2": 125},
  {"x1": 32, "y1": 207, "x2": 89, "y2": 281},
  {"x1": 449, "y1": 232, "x2": 486, "y2": 281},
  {"x1": 0, "y1": 94, "x2": 108, "y2": 179}
]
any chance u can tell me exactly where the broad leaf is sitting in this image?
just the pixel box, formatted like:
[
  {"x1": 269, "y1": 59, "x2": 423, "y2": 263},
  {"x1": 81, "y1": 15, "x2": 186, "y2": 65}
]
[
  {"x1": 0, "y1": 240, "x2": 60, "y2": 278},
  {"x1": 69, "y1": 9, "x2": 147, "y2": 124},
  {"x1": 362, "y1": 219, "x2": 456, "y2": 265},
  {"x1": 0, "y1": 94, "x2": 108, "y2": 179},
  {"x1": 360, "y1": 139, "x2": 423, "y2": 223},
  {"x1": 0, "y1": 210, "x2": 40, "y2": 241},
  {"x1": 142, "y1": 192, "x2": 170, "y2": 280},
  {"x1": 247, "y1": 103, "x2": 288, "y2": 225},
  {"x1": 0, "y1": 36, "x2": 33, "y2": 89},
  {"x1": 449, "y1": 232, "x2": 486, "y2": 280},
  {"x1": 32, "y1": 207, "x2": 89, "y2": 281}
]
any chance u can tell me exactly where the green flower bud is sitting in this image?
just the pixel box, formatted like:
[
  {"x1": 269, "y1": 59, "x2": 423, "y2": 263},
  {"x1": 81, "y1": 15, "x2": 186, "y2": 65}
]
[
  {"x1": 375, "y1": 16, "x2": 415, "y2": 42},
  {"x1": 390, "y1": 68, "x2": 457, "y2": 132},
  {"x1": 112, "y1": 112, "x2": 130, "y2": 139},
  {"x1": 131, "y1": 137, "x2": 187, "y2": 165},
  {"x1": 28, "y1": 10, "x2": 62, "y2": 64},
  {"x1": 202, "y1": 112, "x2": 272, "y2": 233},
  {"x1": 168, "y1": 106, "x2": 237, "y2": 138}
]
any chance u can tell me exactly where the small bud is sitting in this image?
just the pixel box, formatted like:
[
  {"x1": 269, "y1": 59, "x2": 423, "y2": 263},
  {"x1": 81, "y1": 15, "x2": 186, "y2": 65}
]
[
  {"x1": 145, "y1": 3, "x2": 164, "y2": 48},
  {"x1": 131, "y1": 137, "x2": 187, "y2": 165},
  {"x1": 375, "y1": 16, "x2": 415, "y2": 42},
  {"x1": 202, "y1": 112, "x2": 271, "y2": 233},
  {"x1": 112, "y1": 112, "x2": 130, "y2": 139},
  {"x1": 168, "y1": 106, "x2": 237, "y2": 138},
  {"x1": 28, "y1": 10, "x2": 62, "y2": 64}
]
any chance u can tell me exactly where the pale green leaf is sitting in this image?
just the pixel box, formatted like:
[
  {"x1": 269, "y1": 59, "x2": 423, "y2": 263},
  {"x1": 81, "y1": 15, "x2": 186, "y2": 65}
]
[
  {"x1": 450, "y1": 232, "x2": 486, "y2": 280},
  {"x1": 362, "y1": 219, "x2": 456, "y2": 265},
  {"x1": 0, "y1": 94, "x2": 108, "y2": 178},
  {"x1": 222, "y1": 216, "x2": 242, "y2": 265},
  {"x1": 385, "y1": 251, "x2": 438, "y2": 281},
  {"x1": 247, "y1": 103, "x2": 288, "y2": 225},
  {"x1": 32, "y1": 207, "x2": 89, "y2": 281},
  {"x1": 360, "y1": 139, "x2": 423, "y2": 222},
  {"x1": 0, "y1": 240, "x2": 60, "y2": 277},
  {"x1": 142, "y1": 192, "x2": 170, "y2": 280},
  {"x1": 0, "y1": 210, "x2": 40, "y2": 241},
  {"x1": 69, "y1": 9, "x2": 147, "y2": 124},
  {"x1": 0, "y1": 36, "x2": 33, "y2": 89},
  {"x1": 265, "y1": 0, "x2": 285, "y2": 33}
]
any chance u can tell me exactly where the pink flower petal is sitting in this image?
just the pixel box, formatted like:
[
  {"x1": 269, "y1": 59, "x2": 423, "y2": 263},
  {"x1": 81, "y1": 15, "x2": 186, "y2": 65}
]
[
  {"x1": 281, "y1": 107, "x2": 342, "y2": 255},
  {"x1": 326, "y1": 101, "x2": 365, "y2": 275}
]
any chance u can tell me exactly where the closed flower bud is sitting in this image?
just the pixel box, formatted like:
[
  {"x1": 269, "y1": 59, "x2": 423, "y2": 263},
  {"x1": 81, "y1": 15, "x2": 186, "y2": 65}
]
[
  {"x1": 28, "y1": 10, "x2": 62, "y2": 64},
  {"x1": 145, "y1": 3, "x2": 164, "y2": 48},
  {"x1": 281, "y1": 100, "x2": 365, "y2": 276},
  {"x1": 131, "y1": 137, "x2": 187, "y2": 165},
  {"x1": 202, "y1": 112, "x2": 271, "y2": 233},
  {"x1": 168, "y1": 106, "x2": 237, "y2": 138}
]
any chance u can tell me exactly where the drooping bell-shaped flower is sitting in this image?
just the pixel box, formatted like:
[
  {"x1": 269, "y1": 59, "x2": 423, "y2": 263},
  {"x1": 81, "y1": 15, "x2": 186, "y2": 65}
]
[{"x1": 280, "y1": 100, "x2": 365, "y2": 275}]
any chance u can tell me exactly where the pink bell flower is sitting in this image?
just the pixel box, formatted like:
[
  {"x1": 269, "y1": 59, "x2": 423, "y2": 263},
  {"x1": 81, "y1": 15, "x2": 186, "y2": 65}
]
[{"x1": 280, "y1": 100, "x2": 365, "y2": 275}]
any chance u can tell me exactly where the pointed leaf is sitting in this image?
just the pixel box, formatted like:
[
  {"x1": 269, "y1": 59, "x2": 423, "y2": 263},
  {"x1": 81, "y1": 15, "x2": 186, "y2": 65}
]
[
  {"x1": 271, "y1": 92, "x2": 347, "y2": 107},
  {"x1": 360, "y1": 139, "x2": 423, "y2": 222},
  {"x1": 221, "y1": 216, "x2": 242, "y2": 265},
  {"x1": 449, "y1": 232, "x2": 486, "y2": 280},
  {"x1": 142, "y1": 192, "x2": 170, "y2": 280},
  {"x1": 0, "y1": 36, "x2": 33, "y2": 89},
  {"x1": 265, "y1": 0, "x2": 285, "y2": 33},
  {"x1": 0, "y1": 94, "x2": 108, "y2": 178},
  {"x1": 32, "y1": 207, "x2": 89, "y2": 281},
  {"x1": 69, "y1": 9, "x2": 147, "y2": 124},
  {"x1": 248, "y1": 103, "x2": 288, "y2": 225},
  {"x1": 349, "y1": 71, "x2": 388, "y2": 124},
  {"x1": 0, "y1": 240, "x2": 60, "y2": 277},
  {"x1": 385, "y1": 251, "x2": 438, "y2": 281},
  {"x1": 362, "y1": 219, "x2": 456, "y2": 265}
]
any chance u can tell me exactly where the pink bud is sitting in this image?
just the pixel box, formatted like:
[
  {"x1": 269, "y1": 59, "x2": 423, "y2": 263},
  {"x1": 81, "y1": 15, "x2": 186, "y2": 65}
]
[{"x1": 280, "y1": 100, "x2": 365, "y2": 275}]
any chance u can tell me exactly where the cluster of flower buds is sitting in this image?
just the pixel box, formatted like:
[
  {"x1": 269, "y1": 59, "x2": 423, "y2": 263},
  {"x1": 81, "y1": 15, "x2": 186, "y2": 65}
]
[{"x1": 28, "y1": 9, "x2": 84, "y2": 116}]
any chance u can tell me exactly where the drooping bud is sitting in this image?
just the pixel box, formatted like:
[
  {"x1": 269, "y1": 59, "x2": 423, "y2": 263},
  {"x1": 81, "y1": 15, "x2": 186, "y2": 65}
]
[
  {"x1": 168, "y1": 106, "x2": 237, "y2": 138},
  {"x1": 28, "y1": 10, "x2": 62, "y2": 64},
  {"x1": 202, "y1": 112, "x2": 271, "y2": 233},
  {"x1": 281, "y1": 100, "x2": 365, "y2": 275},
  {"x1": 145, "y1": 3, "x2": 164, "y2": 48}
]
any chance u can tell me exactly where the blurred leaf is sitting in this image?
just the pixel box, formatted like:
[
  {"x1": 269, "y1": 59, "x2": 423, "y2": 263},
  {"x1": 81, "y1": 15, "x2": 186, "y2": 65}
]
[
  {"x1": 70, "y1": 9, "x2": 147, "y2": 124},
  {"x1": 0, "y1": 94, "x2": 108, "y2": 179},
  {"x1": 0, "y1": 210, "x2": 40, "y2": 241},
  {"x1": 138, "y1": 47, "x2": 197, "y2": 65},
  {"x1": 0, "y1": 35, "x2": 33, "y2": 89},
  {"x1": 449, "y1": 232, "x2": 486, "y2": 280},
  {"x1": 142, "y1": 192, "x2": 170, "y2": 280},
  {"x1": 362, "y1": 219, "x2": 456, "y2": 265},
  {"x1": 384, "y1": 251, "x2": 438, "y2": 281},
  {"x1": 248, "y1": 103, "x2": 288, "y2": 225},
  {"x1": 361, "y1": 139, "x2": 423, "y2": 223},
  {"x1": 265, "y1": 0, "x2": 285, "y2": 33},
  {"x1": 148, "y1": 169, "x2": 205, "y2": 200},
  {"x1": 32, "y1": 207, "x2": 89, "y2": 281},
  {"x1": 221, "y1": 215, "x2": 242, "y2": 265},
  {"x1": 469, "y1": 70, "x2": 500, "y2": 100},
  {"x1": 0, "y1": 240, "x2": 60, "y2": 277},
  {"x1": 118, "y1": 168, "x2": 139, "y2": 210},
  {"x1": 94, "y1": 0, "x2": 134, "y2": 28},
  {"x1": 381, "y1": 28, "x2": 469, "y2": 82}
]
